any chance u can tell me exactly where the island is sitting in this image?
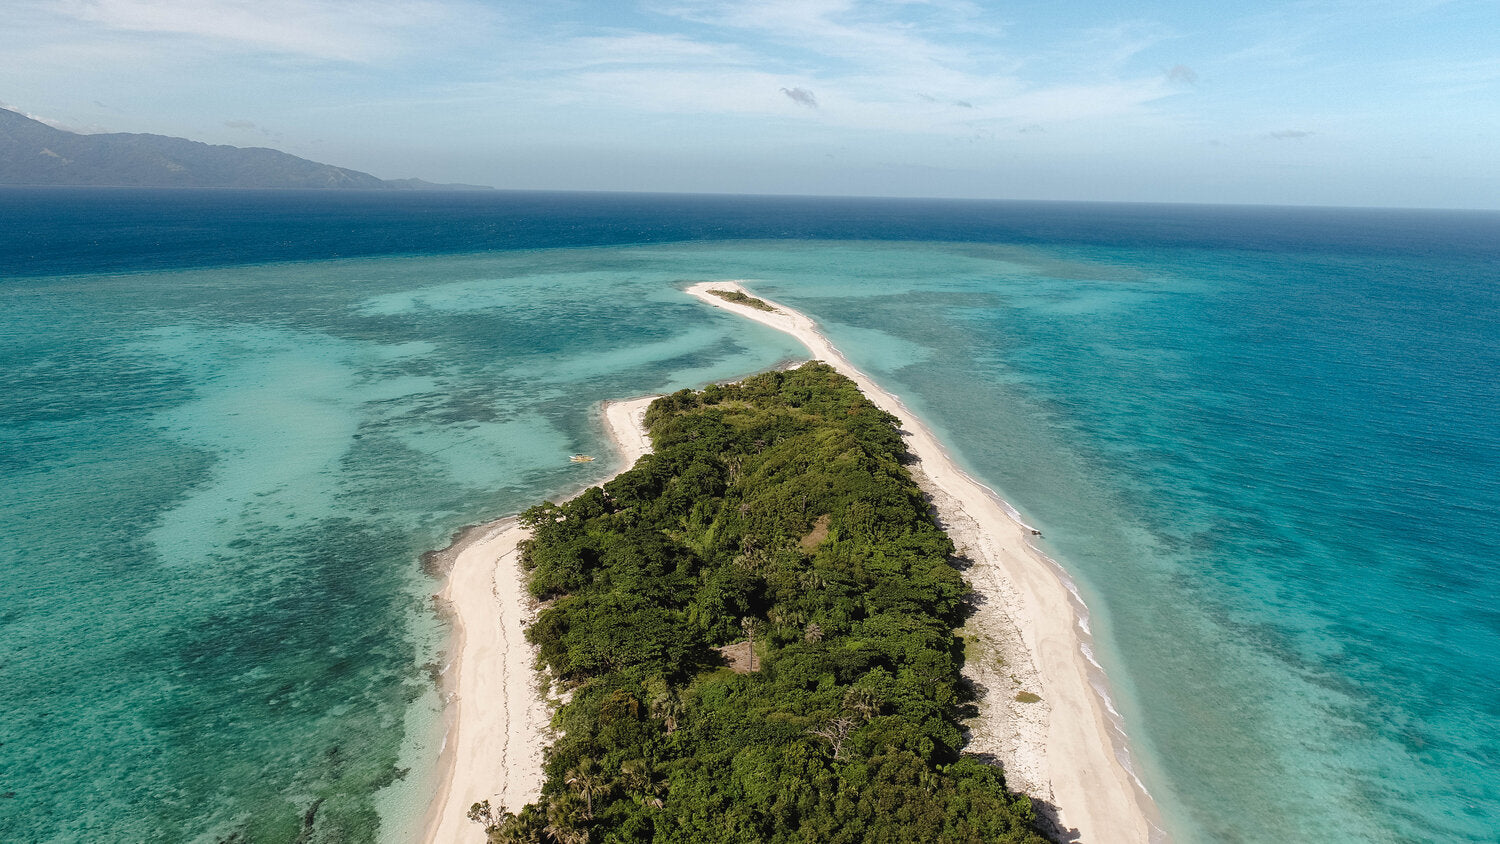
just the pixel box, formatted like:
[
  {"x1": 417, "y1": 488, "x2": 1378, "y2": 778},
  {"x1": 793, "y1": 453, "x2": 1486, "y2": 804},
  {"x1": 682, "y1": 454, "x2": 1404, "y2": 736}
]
[
  {"x1": 704, "y1": 288, "x2": 778, "y2": 312},
  {"x1": 423, "y1": 284, "x2": 1158, "y2": 844}
]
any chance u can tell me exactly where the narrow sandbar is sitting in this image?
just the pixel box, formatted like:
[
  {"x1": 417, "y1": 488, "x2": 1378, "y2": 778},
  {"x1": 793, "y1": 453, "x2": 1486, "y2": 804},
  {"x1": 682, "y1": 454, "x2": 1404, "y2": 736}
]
[{"x1": 687, "y1": 281, "x2": 1159, "y2": 843}]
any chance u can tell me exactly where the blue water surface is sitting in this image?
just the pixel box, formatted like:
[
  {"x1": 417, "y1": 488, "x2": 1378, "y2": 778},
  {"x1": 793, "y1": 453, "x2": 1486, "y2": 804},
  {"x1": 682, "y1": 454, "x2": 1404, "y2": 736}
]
[{"x1": 1, "y1": 189, "x2": 1497, "y2": 843}]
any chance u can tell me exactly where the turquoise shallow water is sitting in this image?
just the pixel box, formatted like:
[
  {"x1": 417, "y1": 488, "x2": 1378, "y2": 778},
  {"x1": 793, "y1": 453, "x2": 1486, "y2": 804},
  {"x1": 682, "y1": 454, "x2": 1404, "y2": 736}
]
[
  {"x1": 721, "y1": 243, "x2": 1500, "y2": 842},
  {"x1": 0, "y1": 250, "x2": 805, "y2": 842},
  {"x1": 2, "y1": 192, "x2": 1497, "y2": 843}
]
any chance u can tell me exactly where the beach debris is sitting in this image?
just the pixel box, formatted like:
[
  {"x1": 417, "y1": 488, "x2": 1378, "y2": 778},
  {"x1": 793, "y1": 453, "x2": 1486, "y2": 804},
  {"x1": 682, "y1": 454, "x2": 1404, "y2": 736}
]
[{"x1": 569, "y1": 454, "x2": 596, "y2": 463}]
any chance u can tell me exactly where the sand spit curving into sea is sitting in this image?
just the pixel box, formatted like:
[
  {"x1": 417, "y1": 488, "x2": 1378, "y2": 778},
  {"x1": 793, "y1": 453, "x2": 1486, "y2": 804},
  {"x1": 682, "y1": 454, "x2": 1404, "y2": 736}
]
[
  {"x1": 422, "y1": 396, "x2": 656, "y2": 844},
  {"x1": 687, "y1": 281, "x2": 1162, "y2": 844}
]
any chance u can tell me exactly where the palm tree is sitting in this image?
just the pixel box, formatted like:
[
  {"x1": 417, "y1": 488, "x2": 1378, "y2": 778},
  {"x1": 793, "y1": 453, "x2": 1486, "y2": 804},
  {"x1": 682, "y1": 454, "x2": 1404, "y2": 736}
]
[
  {"x1": 564, "y1": 757, "x2": 610, "y2": 820},
  {"x1": 844, "y1": 686, "x2": 883, "y2": 721},
  {"x1": 740, "y1": 616, "x2": 760, "y2": 671},
  {"x1": 544, "y1": 793, "x2": 589, "y2": 844},
  {"x1": 494, "y1": 815, "x2": 543, "y2": 844},
  {"x1": 620, "y1": 758, "x2": 669, "y2": 810},
  {"x1": 648, "y1": 688, "x2": 685, "y2": 734}
]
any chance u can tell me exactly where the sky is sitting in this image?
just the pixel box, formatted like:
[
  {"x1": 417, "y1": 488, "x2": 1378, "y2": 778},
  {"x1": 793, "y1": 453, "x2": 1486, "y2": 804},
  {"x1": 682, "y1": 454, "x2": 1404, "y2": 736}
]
[{"x1": 4, "y1": 0, "x2": 1499, "y2": 208}]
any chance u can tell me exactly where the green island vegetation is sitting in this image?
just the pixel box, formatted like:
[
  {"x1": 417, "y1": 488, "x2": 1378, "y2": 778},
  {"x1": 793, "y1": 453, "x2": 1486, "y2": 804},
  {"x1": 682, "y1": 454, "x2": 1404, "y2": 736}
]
[
  {"x1": 706, "y1": 288, "x2": 777, "y2": 312},
  {"x1": 477, "y1": 363, "x2": 1046, "y2": 843}
]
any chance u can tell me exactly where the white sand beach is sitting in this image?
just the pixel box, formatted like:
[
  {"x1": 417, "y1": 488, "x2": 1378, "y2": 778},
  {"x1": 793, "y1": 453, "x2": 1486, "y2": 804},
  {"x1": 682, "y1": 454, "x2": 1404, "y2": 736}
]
[
  {"x1": 422, "y1": 396, "x2": 657, "y2": 844},
  {"x1": 687, "y1": 281, "x2": 1159, "y2": 843}
]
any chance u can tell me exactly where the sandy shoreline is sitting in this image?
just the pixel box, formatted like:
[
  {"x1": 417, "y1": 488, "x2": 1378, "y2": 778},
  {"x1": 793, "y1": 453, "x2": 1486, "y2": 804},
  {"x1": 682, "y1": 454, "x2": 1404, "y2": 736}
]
[
  {"x1": 422, "y1": 395, "x2": 657, "y2": 844},
  {"x1": 688, "y1": 282, "x2": 1161, "y2": 843}
]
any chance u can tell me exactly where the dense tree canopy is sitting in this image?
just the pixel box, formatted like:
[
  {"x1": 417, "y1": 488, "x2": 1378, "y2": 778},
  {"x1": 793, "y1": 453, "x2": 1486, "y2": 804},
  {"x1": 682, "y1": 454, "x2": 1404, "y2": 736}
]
[{"x1": 488, "y1": 364, "x2": 1046, "y2": 843}]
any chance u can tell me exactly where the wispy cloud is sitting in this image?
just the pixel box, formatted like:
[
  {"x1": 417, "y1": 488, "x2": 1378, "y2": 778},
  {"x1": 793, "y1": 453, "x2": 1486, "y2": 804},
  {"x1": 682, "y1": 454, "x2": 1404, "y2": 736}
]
[
  {"x1": 513, "y1": 0, "x2": 1179, "y2": 135},
  {"x1": 1266, "y1": 129, "x2": 1314, "y2": 140},
  {"x1": 1167, "y1": 64, "x2": 1197, "y2": 85},
  {"x1": 650, "y1": 0, "x2": 1002, "y2": 70},
  {"x1": 780, "y1": 86, "x2": 818, "y2": 107},
  {"x1": 561, "y1": 31, "x2": 757, "y2": 68},
  {"x1": 0, "y1": 101, "x2": 60, "y2": 126},
  {"x1": 50, "y1": 0, "x2": 462, "y2": 61},
  {"x1": 1062, "y1": 21, "x2": 1176, "y2": 77},
  {"x1": 13, "y1": 0, "x2": 1188, "y2": 145},
  {"x1": 1387, "y1": 55, "x2": 1500, "y2": 99},
  {"x1": 222, "y1": 118, "x2": 285, "y2": 143}
]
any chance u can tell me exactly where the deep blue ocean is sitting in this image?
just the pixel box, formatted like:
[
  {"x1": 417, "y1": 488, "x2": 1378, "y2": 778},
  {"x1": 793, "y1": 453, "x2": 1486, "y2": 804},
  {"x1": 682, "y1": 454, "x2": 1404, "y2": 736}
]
[{"x1": 1, "y1": 189, "x2": 1496, "y2": 843}]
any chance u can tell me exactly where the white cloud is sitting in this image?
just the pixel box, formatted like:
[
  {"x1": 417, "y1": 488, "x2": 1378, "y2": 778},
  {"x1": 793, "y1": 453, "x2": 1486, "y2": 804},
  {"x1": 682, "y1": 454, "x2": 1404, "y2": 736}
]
[
  {"x1": 550, "y1": 67, "x2": 816, "y2": 116},
  {"x1": 503, "y1": 0, "x2": 1176, "y2": 135},
  {"x1": 50, "y1": 0, "x2": 462, "y2": 61},
  {"x1": 527, "y1": 31, "x2": 763, "y2": 76},
  {"x1": 649, "y1": 0, "x2": 1001, "y2": 70}
]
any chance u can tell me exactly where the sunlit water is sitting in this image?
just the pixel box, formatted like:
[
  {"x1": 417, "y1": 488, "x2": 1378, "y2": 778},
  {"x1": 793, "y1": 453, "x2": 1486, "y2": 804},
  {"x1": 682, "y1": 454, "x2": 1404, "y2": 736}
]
[{"x1": 2, "y1": 191, "x2": 1496, "y2": 842}]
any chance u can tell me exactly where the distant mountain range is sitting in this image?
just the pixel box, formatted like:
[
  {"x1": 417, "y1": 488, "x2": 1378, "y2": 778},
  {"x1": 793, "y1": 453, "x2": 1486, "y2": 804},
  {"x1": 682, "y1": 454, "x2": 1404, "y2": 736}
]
[{"x1": 0, "y1": 108, "x2": 491, "y2": 190}]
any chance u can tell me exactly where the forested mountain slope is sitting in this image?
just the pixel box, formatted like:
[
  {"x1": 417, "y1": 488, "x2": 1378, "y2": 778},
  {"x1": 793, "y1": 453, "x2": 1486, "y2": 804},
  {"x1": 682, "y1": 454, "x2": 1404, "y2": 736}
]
[{"x1": 0, "y1": 108, "x2": 488, "y2": 189}]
